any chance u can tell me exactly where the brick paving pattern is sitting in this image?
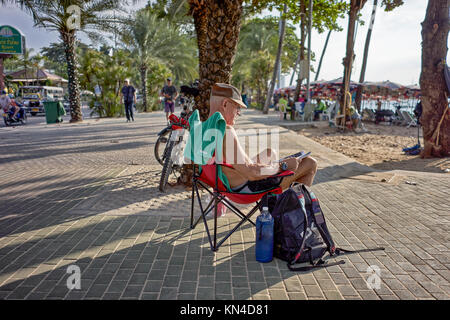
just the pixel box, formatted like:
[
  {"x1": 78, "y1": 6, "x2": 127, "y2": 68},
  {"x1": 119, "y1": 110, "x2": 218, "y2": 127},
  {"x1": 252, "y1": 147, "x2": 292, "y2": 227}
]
[{"x1": 0, "y1": 110, "x2": 448, "y2": 300}]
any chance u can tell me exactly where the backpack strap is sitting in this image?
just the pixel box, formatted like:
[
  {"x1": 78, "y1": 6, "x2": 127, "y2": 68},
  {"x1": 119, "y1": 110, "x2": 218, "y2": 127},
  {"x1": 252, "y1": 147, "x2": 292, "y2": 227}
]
[
  {"x1": 287, "y1": 257, "x2": 345, "y2": 272},
  {"x1": 301, "y1": 185, "x2": 336, "y2": 253},
  {"x1": 333, "y1": 247, "x2": 385, "y2": 256},
  {"x1": 287, "y1": 193, "x2": 309, "y2": 266}
]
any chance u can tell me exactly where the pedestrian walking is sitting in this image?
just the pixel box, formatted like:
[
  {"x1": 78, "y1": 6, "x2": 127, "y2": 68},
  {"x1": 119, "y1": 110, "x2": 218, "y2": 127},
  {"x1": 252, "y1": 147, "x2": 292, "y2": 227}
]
[
  {"x1": 120, "y1": 79, "x2": 136, "y2": 122},
  {"x1": 161, "y1": 78, "x2": 178, "y2": 123}
]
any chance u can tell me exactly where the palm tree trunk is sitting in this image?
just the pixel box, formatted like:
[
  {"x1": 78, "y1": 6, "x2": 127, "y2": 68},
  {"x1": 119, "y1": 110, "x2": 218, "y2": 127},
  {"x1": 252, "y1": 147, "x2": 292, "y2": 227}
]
[
  {"x1": 0, "y1": 55, "x2": 6, "y2": 91},
  {"x1": 189, "y1": 0, "x2": 243, "y2": 121},
  {"x1": 314, "y1": 30, "x2": 332, "y2": 82},
  {"x1": 294, "y1": 0, "x2": 307, "y2": 102},
  {"x1": 339, "y1": 0, "x2": 367, "y2": 116},
  {"x1": 289, "y1": 49, "x2": 301, "y2": 86},
  {"x1": 419, "y1": 0, "x2": 450, "y2": 157},
  {"x1": 263, "y1": 4, "x2": 287, "y2": 114},
  {"x1": 355, "y1": 0, "x2": 378, "y2": 112},
  {"x1": 140, "y1": 64, "x2": 148, "y2": 112},
  {"x1": 61, "y1": 31, "x2": 82, "y2": 122}
]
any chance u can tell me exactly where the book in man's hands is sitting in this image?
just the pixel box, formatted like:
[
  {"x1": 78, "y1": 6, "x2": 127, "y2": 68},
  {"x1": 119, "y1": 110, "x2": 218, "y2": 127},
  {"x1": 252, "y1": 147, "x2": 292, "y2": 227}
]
[{"x1": 278, "y1": 151, "x2": 311, "y2": 162}]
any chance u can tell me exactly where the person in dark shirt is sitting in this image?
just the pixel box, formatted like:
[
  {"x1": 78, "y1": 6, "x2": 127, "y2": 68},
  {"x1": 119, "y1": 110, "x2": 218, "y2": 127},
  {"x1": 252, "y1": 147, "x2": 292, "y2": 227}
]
[
  {"x1": 161, "y1": 78, "x2": 178, "y2": 123},
  {"x1": 120, "y1": 79, "x2": 136, "y2": 122}
]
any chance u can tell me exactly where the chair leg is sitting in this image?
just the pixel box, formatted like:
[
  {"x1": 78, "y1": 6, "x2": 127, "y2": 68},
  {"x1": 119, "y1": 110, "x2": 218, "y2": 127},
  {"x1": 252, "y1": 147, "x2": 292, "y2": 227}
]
[
  {"x1": 190, "y1": 181, "x2": 195, "y2": 229},
  {"x1": 194, "y1": 184, "x2": 214, "y2": 251},
  {"x1": 213, "y1": 192, "x2": 219, "y2": 251},
  {"x1": 215, "y1": 202, "x2": 261, "y2": 249}
]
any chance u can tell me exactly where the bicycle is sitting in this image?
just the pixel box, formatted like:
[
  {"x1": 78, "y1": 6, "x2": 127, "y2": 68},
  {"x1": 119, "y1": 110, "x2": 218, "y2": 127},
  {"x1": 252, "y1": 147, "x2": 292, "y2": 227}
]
[
  {"x1": 154, "y1": 95, "x2": 194, "y2": 166},
  {"x1": 158, "y1": 113, "x2": 190, "y2": 192},
  {"x1": 156, "y1": 83, "x2": 199, "y2": 192}
]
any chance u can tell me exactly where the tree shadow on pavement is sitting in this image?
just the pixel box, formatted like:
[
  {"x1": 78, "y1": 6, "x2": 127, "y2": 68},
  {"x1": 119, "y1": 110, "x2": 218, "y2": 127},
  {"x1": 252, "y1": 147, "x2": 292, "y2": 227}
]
[{"x1": 0, "y1": 212, "x2": 341, "y2": 300}]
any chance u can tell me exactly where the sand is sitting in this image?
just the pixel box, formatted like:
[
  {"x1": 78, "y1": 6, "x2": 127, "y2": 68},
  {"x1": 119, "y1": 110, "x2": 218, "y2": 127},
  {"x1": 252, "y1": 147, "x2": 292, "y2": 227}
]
[{"x1": 298, "y1": 122, "x2": 449, "y2": 174}]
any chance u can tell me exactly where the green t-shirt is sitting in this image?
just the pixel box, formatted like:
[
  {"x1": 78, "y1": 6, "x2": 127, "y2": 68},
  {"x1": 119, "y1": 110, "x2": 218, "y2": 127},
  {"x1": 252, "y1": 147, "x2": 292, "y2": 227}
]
[
  {"x1": 317, "y1": 101, "x2": 327, "y2": 111},
  {"x1": 278, "y1": 98, "x2": 288, "y2": 112}
]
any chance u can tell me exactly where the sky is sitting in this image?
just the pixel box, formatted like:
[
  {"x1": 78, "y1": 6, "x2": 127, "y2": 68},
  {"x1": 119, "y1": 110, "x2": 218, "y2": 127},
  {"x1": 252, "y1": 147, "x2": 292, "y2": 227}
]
[{"x1": 0, "y1": 0, "x2": 440, "y2": 86}]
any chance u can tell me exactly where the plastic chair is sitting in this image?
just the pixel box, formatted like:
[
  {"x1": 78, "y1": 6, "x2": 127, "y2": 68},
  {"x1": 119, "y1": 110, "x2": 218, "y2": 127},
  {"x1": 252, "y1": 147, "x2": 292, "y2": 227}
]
[{"x1": 299, "y1": 102, "x2": 314, "y2": 122}]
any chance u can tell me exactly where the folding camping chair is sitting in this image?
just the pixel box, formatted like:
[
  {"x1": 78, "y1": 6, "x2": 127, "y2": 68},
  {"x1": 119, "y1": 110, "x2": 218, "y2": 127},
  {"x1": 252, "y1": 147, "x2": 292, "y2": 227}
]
[
  {"x1": 362, "y1": 108, "x2": 376, "y2": 122},
  {"x1": 392, "y1": 110, "x2": 407, "y2": 126},
  {"x1": 190, "y1": 159, "x2": 293, "y2": 252},
  {"x1": 401, "y1": 110, "x2": 417, "y2": 128},
  {"x1": 185, "y1": 109, "x2": 294, "y2": 252}
]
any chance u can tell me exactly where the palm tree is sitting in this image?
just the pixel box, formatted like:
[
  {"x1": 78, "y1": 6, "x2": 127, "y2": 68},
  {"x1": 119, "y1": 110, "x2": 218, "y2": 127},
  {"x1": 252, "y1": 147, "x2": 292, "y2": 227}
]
[
  {"x1": 355, "y1": 0, "x2": 377, "y2": 111},
  {"x1": 19, "y1": 48, "x2": 34, "y2": 85},
  {"x1": 420, "y1": 0, "x2": 449, "y2": 157},
  {"x1": 232, "y1": 17, "x2": 279, "y2": 99},
  {"x1": 78, "y1": 48, "x2": 104, "y2": 91},
  {"x1": 2, "y1": 0, "x2": 126, "y2": 122},
  {"x1": 122, "y1": 9, "x2": 197, "y2": 112},
  {"x1": 188, "y1": 0, "x2": 244, "y2": 120},
  {"x1": 263, "y1": 4, "x2": 287, "y2": 114},
  {"x1": 314, "y1": 29, "x2": 332, "y2": 82},
  {"x1": 340, "y1": 0, "x2": 368, "y2": 117}
]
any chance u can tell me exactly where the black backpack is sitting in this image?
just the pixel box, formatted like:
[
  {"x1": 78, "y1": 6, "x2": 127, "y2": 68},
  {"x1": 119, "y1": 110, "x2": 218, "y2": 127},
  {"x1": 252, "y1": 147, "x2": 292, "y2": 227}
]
[{"x1": 265, "y1": 183, "x2": 384, "y2": 271}]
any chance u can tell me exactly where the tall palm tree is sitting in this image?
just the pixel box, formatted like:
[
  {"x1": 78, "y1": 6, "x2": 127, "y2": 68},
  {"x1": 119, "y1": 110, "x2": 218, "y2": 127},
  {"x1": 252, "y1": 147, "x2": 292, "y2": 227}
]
[
  {"x1": 232, "y1": 17, "x2": 279, "y2": 95},
  {"x1": 340, "y1": 0, "x2": 368, "y2": 116},
  {"x1": 2, "y1": 0, "x2": 126, "y2": 122},
  {"x1": 355, "y1": 0, "x2": 377, "y2": 111},
  {"x1": 188, "y1": 0, "x2": 243, "y2": 120},
  {"x1": 19, "y1": 48, "x2": 34, "y2": 84},
  {"x1": 122, "y1": 9, "x2": 197, "y2": 112},
  {"x1": 314, "y1": 29, "x2": 332, "y2": 82},
  {"x1": 263, "y1": 4, "x2": 287, "y2": 114},
  {"x1": 420, "y1": 0, "x2": 449, "y2": 157}
]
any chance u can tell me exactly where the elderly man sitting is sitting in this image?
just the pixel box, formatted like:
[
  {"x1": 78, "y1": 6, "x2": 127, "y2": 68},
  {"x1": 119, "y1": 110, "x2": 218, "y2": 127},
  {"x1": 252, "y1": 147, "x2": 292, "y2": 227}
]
[{"x1": 207, "y1": 83, "x2": 318, "y2": 193}]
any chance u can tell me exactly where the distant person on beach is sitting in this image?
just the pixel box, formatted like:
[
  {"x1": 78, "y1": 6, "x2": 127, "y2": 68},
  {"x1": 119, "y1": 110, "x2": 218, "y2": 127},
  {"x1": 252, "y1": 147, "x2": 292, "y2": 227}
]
[
  {"x1": 278, "y1": 94, "x2": 288, "y2": 120},
  {"x1": 376, "y1": 98, "x2": 382, "y2": 112},
  {"x1": 314, "y1": 98, "x2": 327, "y2": 120},
  {"x1": 350, "y1": 105, "x2": 366, "y2": 131}
]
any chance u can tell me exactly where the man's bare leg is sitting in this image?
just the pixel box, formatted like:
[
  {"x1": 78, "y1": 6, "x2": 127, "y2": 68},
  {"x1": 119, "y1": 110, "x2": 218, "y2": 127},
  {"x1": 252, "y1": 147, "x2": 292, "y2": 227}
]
[{"x1": 279, "y1": 156, "x2": 318, "y2": 190}]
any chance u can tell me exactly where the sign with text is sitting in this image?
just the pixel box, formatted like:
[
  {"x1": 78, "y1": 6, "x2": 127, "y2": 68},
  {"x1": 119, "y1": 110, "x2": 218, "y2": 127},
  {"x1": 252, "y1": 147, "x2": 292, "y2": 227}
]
[{"x1": 0, "y1": 25, "x2": 25, "y2": 54}]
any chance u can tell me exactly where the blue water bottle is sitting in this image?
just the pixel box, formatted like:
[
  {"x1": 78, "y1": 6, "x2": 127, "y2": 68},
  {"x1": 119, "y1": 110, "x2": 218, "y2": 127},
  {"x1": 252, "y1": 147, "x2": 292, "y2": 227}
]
[{"x1": 255, "y1": 206, "x2": 274, "y2": 263}]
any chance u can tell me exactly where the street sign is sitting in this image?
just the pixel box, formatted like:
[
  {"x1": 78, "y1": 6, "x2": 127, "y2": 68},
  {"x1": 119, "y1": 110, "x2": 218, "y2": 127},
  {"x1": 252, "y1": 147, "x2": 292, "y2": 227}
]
[{"x1": 0, "y1": 25, "x2": 25, "y2": 55}]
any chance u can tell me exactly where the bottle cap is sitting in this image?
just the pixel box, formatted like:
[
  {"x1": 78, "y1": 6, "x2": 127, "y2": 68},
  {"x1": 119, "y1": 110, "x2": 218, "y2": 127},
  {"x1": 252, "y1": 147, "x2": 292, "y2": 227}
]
[{"x1": 262, "y1": 207, "x2": 268, "y2": 211}]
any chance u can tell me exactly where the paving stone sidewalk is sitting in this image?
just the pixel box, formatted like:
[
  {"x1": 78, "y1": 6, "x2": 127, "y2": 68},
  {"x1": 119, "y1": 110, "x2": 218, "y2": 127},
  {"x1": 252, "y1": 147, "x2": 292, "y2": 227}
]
[{"x1": 0, "y1": 109, "x2": 448, "y2": 300}]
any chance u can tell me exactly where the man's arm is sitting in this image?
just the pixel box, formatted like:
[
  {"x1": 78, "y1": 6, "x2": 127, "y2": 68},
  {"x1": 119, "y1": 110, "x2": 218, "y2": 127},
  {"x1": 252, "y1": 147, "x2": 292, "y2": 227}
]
[{"x1": 224, "y1": 126, "x2": 279, "y2": 181}]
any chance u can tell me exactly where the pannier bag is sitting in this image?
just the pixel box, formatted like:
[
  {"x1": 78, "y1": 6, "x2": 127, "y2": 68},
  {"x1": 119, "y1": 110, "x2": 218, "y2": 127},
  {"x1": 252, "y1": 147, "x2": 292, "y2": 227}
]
[{"x1": 264, "y1": 183, "x2": 385, "y2": 271}]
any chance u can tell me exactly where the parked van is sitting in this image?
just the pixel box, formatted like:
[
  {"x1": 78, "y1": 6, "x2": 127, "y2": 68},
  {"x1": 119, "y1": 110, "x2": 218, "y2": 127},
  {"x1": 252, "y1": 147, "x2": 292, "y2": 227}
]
[{"x1": 19, "y1": 86, "x2": 64, "y2": 116}]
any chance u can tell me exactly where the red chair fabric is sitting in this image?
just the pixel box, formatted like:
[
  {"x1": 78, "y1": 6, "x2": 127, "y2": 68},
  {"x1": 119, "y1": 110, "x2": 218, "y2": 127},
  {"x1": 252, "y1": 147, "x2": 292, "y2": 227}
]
[{"x1": 197, "y1": 161, "x2": 293, "y2": 204}]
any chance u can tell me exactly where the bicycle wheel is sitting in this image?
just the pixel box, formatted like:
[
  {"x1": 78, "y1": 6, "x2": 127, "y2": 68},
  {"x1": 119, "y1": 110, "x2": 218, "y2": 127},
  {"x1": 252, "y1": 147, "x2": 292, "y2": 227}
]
[
  {"x1": 154, "y1": 129, "x2": 171, "y2": 165},
  {"x1": 159, "y1": 141, "x2": 174, "y2": 192}
]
